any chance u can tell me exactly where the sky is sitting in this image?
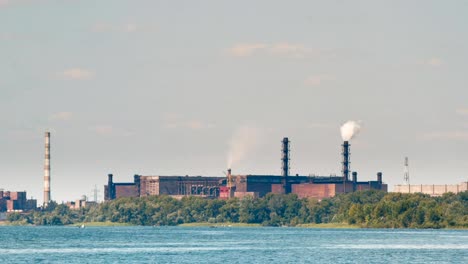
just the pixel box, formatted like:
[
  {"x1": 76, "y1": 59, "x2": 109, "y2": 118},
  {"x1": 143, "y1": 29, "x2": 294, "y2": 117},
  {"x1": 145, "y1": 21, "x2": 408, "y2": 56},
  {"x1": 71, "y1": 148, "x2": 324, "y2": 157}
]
[{"x1": 1, "y1": 0, "x2": 468, "y2": 204}]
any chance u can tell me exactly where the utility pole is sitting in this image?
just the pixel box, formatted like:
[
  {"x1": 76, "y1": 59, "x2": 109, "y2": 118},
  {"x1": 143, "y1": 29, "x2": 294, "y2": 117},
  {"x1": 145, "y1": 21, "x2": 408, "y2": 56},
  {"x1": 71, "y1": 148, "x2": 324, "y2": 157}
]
[{"x1": 404, "y1": 157, "x2": 410, "y2": 193}]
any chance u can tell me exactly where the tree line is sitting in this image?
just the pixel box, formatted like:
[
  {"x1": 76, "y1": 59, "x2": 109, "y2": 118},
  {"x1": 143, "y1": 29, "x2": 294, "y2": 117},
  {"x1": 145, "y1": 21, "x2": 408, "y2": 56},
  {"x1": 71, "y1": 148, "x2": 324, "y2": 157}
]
[{"x1": 7, "y1": 190, "x2": 468, "y2": 228}]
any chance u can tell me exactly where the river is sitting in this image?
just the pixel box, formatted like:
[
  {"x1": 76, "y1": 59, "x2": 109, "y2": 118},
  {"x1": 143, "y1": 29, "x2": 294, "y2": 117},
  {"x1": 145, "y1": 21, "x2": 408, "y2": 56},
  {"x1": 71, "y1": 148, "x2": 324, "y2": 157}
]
[{"x1": 0, "y1": 226, "x2": 466, "y2": 263}]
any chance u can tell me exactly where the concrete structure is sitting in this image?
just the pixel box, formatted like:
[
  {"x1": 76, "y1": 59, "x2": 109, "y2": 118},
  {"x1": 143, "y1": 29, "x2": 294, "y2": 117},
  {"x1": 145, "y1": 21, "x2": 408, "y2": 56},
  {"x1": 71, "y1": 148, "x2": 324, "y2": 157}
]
[
  {"x1": 0, "y1": 191, "x2": 37, "y2": 212},
  {"x1": 43, "y1": 131, "x2": 51, "y2": 207},
  {"x1": 393, "y1": 182, "x2": 468, "y2": 196}
]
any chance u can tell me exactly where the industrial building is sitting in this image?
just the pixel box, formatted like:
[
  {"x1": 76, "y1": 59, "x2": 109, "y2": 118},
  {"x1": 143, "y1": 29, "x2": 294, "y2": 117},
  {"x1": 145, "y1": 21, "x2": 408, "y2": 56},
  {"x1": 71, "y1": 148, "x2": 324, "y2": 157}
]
[
  {"x1": 0, "y1": 190, "x2": 37, "y2": 212},
  {"x1": 105, "y1": 174, "x2": 224, "y2": 200},
  {"x1": 393, "y1": 182, "x2": 468, "y2": 196},
  {"x1": 67, "y1": 197, "x2": 97, "y2": 210},
  {"x1": 105, "y1": 137, "x2": 387, "y2": 201}
]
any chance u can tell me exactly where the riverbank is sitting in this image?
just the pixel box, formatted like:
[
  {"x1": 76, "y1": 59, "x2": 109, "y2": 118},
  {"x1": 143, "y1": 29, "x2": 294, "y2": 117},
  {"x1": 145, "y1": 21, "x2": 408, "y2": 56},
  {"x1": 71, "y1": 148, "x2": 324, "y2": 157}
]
[
  {"x1": 1, "y1": 220, "x2": 466, "y2": 229},
  {"x1": 178, "y1": 222, "x2": 261, "y2": 227},
  {"x1": 70, "y1": 221, "x2": 135, "y2": 227},
  {"x1": 296, "y1": 223, "x2": 359, "y2": 228},
  {"x1": 178, "y1": 222, "x2": 359, "y2": 228}
]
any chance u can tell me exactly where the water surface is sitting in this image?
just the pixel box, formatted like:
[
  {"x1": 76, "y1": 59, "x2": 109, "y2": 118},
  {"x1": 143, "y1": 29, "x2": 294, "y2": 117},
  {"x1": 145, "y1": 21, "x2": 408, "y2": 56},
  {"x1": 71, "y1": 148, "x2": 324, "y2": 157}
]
[{"x1": 0, "y1": 226, "x2": 466, "y2": 263}]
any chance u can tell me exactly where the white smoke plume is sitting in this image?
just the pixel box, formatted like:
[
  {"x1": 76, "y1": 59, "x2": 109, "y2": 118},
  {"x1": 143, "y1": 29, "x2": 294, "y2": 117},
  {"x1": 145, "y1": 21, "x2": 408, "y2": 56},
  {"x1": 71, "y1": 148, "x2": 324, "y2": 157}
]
[
  {"x1": 227, "y1": 126, "x2": 261, "y2": 169},
  {"x1": 340, "y1": 120, "x2": 362, "y2": 141}
]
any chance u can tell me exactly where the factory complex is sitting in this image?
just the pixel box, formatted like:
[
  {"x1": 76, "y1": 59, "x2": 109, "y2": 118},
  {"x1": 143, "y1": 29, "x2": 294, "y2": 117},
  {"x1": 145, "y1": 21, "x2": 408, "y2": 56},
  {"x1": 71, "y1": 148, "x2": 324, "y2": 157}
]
[
  {"x1": 4, "y1": 128, "x2": 468, "y2": 215},
  {"x1": 0, "y1": 191, "x2": 37, "y2": 212},
  {"x1": 105, "y1": 137, "x2": 388, "y2": 201}
]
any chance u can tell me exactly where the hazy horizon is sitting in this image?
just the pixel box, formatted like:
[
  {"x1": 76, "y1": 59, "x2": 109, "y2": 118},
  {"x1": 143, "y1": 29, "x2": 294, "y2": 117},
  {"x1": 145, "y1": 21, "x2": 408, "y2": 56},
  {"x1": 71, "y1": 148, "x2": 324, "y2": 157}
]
[{"x1": 1, "y1": 0, "x2": 467, "y2": 204}]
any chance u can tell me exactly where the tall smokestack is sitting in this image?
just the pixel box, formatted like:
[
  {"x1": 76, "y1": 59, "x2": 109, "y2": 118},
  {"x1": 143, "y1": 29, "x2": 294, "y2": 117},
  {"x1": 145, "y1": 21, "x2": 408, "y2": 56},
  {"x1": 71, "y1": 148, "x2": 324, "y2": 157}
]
[
  {"x1": 43, "y1": 132, "x2": 51, "y2": 207},
  {"x1": 281, "y1": 137, "x2": 290, "y2": 193},
  {"x1": 107, "y1": 174, "x2": 114, "y2": 200},
  {"x1": 281, "y1": 137, "x2": 290, "y2": 177},
  {"x1": 226, "y1": 168, "x2": 233, "y2": 198},
  {"x1": 352, "y1": 171, "x2": 357, "y2": 191},
  {"x1": 342, "y1": 141, "x2": 350, "y2": 181},
  {"x1": 227, "y1": 168, "x2": 232, "y2": 189}
]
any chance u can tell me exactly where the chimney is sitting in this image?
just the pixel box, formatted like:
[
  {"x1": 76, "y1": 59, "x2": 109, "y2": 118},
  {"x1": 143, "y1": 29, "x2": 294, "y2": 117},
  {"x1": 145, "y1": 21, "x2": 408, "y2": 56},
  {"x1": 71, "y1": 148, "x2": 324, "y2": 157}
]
[
  {"x1": 342, "y1": 141, "x2": 350, "y2": 181},
  {"x1": 43, "y1": 132, "x2": 51, "y2": 207},
  {"x1": 281, "y1": 137, "x2": 290, "y2": 177},
  {"x1": 377, "y1": 172, "x2": 382, "y2": 184},
  {"x1": 281, "y1": 137, "x2": 291, "y2": 193},
  {"x1": 227, "y1": 168, "x2": 232, "y2": 188},
  {"x1": 226, "y1": 168, "x2": 233, "y2": 198},
  {"x1": 134, "y1": 175, "x2": 141, "y2": 197},
  {"x1": 352, "y1": 171, "x2": 357, "y2": 191},
  {"x1": 107, "y1": 174, "x2": 114, "y2": 200}
]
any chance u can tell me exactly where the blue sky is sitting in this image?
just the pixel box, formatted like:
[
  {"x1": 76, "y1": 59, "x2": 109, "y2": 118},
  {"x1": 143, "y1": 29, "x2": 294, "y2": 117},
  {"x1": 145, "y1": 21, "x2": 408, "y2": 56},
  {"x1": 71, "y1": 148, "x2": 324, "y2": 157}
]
[{"x1": 1, "y1": 0, "x2": 467, "y2": 203}]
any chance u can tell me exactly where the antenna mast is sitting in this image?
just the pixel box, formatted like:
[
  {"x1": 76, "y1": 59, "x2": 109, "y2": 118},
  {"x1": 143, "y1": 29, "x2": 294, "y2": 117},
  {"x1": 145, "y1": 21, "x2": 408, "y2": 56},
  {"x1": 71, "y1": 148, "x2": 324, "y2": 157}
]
[{"x1": 404, "y1": 157, "x2": 410, "y2": 191}]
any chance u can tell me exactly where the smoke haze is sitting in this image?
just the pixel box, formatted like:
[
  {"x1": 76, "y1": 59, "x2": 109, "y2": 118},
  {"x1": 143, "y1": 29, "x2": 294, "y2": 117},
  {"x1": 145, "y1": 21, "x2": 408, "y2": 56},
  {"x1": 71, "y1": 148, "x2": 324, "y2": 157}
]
[
  {"x1": 340, "y1": 121, "x2": 362, "y2": 141},
  {"x1": 227, "y1": 126, "x2": 261, "y2": 169}
]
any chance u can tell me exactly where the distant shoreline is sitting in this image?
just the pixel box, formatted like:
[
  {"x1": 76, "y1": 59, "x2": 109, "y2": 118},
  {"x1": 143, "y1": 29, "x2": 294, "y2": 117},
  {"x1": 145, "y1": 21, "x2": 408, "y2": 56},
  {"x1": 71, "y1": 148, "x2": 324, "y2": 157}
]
[
  {"x1": 1, "y1": 221, "x2": 466, "y2": 230},
  {"x1": 177, "y1": 222, "x2": 359, "y2": 228}
]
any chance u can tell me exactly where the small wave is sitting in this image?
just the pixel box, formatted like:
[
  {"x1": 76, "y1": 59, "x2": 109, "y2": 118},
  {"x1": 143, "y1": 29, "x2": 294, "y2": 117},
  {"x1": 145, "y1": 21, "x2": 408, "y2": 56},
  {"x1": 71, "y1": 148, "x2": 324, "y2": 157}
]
[
  {"x1": 0, "y1": 246, "x2": 265, "y2": 255},
  {"x1": 329, "y1": 244, "x2": 468, "y2": 250}
]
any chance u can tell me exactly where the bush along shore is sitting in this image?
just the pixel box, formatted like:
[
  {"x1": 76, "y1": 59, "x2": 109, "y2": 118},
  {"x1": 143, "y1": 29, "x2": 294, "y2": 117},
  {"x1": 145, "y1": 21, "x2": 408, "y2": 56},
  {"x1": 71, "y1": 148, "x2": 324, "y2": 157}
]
[{"x1": 5, "y1": 190, "x2": 467, "y2": 228}]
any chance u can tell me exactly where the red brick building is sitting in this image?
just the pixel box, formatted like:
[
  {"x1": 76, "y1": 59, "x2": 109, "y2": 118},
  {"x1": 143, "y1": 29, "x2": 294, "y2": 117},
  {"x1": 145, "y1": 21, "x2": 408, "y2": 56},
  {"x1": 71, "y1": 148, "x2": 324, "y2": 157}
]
[{"x1": 0, "y1": 190, "x2": 37, "y2": 212}]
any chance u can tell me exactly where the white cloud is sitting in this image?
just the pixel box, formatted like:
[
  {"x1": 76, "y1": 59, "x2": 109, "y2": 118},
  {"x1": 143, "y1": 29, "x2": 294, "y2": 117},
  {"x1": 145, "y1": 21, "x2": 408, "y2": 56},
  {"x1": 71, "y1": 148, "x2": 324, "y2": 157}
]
[
  {"x1": 421, "y1": 131, "x2": 468, "y2": 141},
  {"x1": 93, "y1": 125, "x2": 113, "y2": 135},
  {"x1": 427, "y1": 57, "x2": 443, "y2": 67},
  {"x1": 228, "y1": 42, "x2": 318, "y2": 58},
  {"x1": 456, "y1": 108, "x2": 468, "y2": 116},
  {"x1": 228, "y1": 43, "x2": 267, "y2": 57},
  {"x1": 60, "y1": 68, "x2": 94, "y2": 80},
  {"x1": 304, "y1": 74, "x2": 335, "y2": 86},
  {"x1": 186, "y1": 120, "x2": 204, "y2": 130},
  {"x1": 268, "y1": 43, "x2": 314, "y2": 58},
  {"x1": 123, "y1": 23, "x2": 137, "y2": 33},
  {"x1": 49, "y1": 112, "x2": 73, "y2": 121}
]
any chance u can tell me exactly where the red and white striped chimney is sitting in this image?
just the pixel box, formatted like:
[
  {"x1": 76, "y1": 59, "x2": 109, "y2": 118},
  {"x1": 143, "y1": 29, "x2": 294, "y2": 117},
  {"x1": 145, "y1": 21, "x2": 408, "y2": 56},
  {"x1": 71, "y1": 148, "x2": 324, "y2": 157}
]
[{"x1": 43, "y1": 131, "x2": 51, "y2": 207}]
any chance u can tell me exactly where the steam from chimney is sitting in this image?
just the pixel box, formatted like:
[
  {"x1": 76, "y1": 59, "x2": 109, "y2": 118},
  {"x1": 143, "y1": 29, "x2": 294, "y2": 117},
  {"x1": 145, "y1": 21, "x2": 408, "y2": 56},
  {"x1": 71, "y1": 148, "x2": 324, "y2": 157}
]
[
  {"x1": 340, "y1": 120, "x2": 362, "y2": 141},
  {"x1": 227, "y1": 126, "x2": 260, "y2": 168}
]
